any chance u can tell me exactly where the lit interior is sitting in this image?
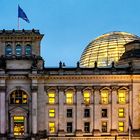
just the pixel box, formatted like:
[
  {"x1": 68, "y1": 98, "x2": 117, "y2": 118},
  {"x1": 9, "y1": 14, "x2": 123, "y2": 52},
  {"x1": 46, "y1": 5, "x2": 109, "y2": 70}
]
[{"x1": 80, "y1": 32, "x2": 138, "y2": 67}]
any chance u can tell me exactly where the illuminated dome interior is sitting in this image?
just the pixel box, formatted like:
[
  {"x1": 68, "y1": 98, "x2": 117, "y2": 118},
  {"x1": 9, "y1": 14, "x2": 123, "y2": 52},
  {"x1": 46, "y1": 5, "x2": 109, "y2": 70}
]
[{"x1": 80, "y1": 31, "x2": 139, "y2": 67}]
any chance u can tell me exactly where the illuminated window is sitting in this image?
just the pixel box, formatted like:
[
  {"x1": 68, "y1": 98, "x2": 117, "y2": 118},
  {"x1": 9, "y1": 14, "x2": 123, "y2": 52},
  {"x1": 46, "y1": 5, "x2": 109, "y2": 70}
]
[
  {"x1": 13, "y1": 116, "x2": 24, "y2": 136},
  {"x1": 118, "y1": 122, "x2": 124, "y2": 132},
  {"x1": 66, "y1": 91, "x2": 73, "y2": 104},
  {"x1": 5, "y1": 44, "x2": 12, "y2": 56},
  {"x1": 16, "y1": 45, "x2": 22, "y2": 56},
  {"x1": 10, "y1": 90, "x2": 28, "y2": 104},
  {"x1": 102, "y1": 121, "x2": 107, "y2": 132},
  {"x1": 101, "y1": 90, "x2": 109, "y2": 104},
  {"x1": 118, "y1": 108, "x2": 124, "y2": 118},
  {"x1": 83, "y1": 91, "x2": 90, "y2": 105},
  {"x1": 48, "y1": 91, "x2": 55, "y2": 104},
  {"x1": 118, "y1": 90, "x2": 126, "y2": 104},
  {"x1": 49, "y1": 109, "x2": 55, "y2": 118},
  {"x1": 49, "y1": 122, "x2": 55, "y2": 133},
  {"x1": 25, "y1": 45, "x2": 31, "y2": 56}
]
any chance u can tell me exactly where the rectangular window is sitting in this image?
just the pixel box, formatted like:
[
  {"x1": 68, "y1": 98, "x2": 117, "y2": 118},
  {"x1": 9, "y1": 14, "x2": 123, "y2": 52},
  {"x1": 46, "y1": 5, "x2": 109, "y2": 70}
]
[
  {"x1": 84, "y1": 109, "x2": 90, "y2": 117},
  {"x1": 101, "y1": 90, "x2": 109, "y2": 104},
  {"x1": 83, "y1": 91, "x2": 90, "y2": 105},
  {"x1": 118, "y1": 108, "x2": 124, "y2": 118},
  {"x1": 118, "y1": 90, "x2": 126, "y2": 104},
  {"x1": 13, "y1": 116, "x2": 24, "y2": 136},
  {"x1": 49, "y1": 109, "x2": 55, "y2": 118},
  {"x1": 66, "y1": 92, "x2": 73, "y2": 104},
  {"x1": 84, "y1": 122, "x2": 90, "y2": 133},
  {"x1": 67, "y1": 109, "x2": 72, "y2": 118},
  {"x1": 118, "y1": 121, "x2": 124, "y2": 132},
  {"x1": 48, "y1": 92, "x2": 55, "y2": 104},
  {"x1": 49, "y1": 122, "x2": 55, "y2": 133},
  {"x1": 102, "y1": 109, "x2": 107, "y2": 118},
  {"x1": 67, "y1": 122, "x2": 72, "y2": 133},
  {"x1": 102, "y1": 121, "x2": 107, "y2": 132}
]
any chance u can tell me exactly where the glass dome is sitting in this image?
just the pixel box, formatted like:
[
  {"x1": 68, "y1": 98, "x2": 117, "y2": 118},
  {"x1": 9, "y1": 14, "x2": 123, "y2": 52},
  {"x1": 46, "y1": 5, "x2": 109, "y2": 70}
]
[{"x1": 80, "y1": 31, "x2": 139, "y2": 67}]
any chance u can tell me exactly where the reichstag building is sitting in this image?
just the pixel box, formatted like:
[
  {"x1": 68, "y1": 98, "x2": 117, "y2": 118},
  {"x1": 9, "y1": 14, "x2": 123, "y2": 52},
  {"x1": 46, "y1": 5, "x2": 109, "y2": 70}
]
[{"x1": 0, "y1": 29, "x2": 140, "y2": 140}]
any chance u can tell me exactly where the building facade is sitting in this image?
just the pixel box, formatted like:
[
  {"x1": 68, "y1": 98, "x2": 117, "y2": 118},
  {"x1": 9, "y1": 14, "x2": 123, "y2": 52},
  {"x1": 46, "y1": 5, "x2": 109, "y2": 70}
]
[{"x1": 0, "y1": 30, "x2": 140, "y2": 140}]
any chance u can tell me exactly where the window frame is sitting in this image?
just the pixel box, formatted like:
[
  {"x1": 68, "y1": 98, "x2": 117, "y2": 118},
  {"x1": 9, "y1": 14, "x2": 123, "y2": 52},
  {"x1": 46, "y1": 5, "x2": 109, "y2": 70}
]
[
  {"x1": 48, "y1": 91, "x2": 56, "y2": 104},
  {"x1": 118, "y1": 121, "x2": 124, "y2": 132},
  {"x1": 84, "y1": 122, "x2": 90, "y2": 133},
  {"x1": 84, "y1": 108, "x2": 90, "y2": 118},
  {"x1": 118, "y1": 89, "x2": 126, "y2": 104},
  {"x1": 65, "y1": 90, "x2": 74, "y2": 104},
  {"x1": 101, "y1": 89, "x2": 109, "y2": 104},
  {"x1": 67, "y1": 122, "x2": 73, "y2": 133},
  {"x1": 118, "y1": 108, "x2": 125, "y2": 118},
  {"x1": 25, "y1": 44, "x2": 32, "y2": 56},
  {"x1": 5, "y1": 44, "x2": 12, "y2": 56},
  {"x1": 102, "y1": 121, "x2": 107, "y2": 132},
  {"x1": 102, "y1": 109, "x2": 107, "y2": 118},
  {"x1": 49, "y1": 122, "x2": 55, "y2": 133},
  {"x1": 83, "y1": 90, "x2": 90, "y2": 105},
  {"x1": 67, "y1": 109, "x2": 73, "y2": 118},
  {"x1": 49, "y1": 109, "x2": 55, "y2": 118},
  {"x1": 15, "y1": 44, "x2": 22, "y2": 56}
]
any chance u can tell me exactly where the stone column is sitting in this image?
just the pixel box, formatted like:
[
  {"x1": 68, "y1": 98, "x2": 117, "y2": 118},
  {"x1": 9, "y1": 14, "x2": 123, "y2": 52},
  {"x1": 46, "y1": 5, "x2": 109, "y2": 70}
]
[
  {"x1": 93, "y1": 87, "x2": 100, "y2": 136},
  {"x1": 0, "y1": 87, "x2": 6, "y2": 135},
  {"x1": 75, "y1": 86, "x2": 83, "y2": 136},
  {"x1": 31, "y1": 87, "x2": 38, "y2": 135},
  {"x1": 58, "y1": 87, "x2": 65, "y2": 136},
  {"x1": 111, "y1": 86, "x2": 118, "y2": 136}
]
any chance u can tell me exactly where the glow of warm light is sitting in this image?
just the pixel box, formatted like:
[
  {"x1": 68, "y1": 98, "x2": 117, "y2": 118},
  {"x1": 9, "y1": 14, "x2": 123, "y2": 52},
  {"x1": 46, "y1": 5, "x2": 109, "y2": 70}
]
[{"x1": 80, "y1": 32, "x2": 138, "y2": 67}]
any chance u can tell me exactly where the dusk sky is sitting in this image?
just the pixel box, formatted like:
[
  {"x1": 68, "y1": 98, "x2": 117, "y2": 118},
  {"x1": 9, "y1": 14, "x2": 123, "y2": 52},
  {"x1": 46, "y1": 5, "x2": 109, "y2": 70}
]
[{"x1": 1, "y1": 0, "x2": 140, "y2": 67}]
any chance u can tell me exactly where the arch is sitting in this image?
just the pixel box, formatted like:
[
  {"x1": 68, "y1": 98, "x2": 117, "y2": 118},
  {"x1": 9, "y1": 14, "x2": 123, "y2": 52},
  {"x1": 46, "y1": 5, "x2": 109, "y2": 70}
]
[
  {"x1": 9, "y1": 90, "x2": 28, "y2": 104},
  {"x1": 15, "y1": 44, "x2": 22, "y2": 56},
  {"x1": 5, "y1": 44, "x2": 12, "y2": 56},
  {"x1": 7, "y1": 88, "x2": 31, "y2": 101},
  {"x1": 25, "y1": 44, "x2": 32, "y2": 56}
]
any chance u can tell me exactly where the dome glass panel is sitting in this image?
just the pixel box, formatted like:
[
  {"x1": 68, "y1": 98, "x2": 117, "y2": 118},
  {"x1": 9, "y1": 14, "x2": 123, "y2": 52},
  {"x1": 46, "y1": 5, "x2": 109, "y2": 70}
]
[{"x1": 80, "y1": 31, "x2": 139, "y2": 67}]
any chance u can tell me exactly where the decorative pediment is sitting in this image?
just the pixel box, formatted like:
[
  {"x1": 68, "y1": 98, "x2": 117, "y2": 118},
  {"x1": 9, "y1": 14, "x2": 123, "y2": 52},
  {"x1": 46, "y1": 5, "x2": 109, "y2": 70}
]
[{"x1": 10, "y1": 107, "x2": 28, "y2": 116}]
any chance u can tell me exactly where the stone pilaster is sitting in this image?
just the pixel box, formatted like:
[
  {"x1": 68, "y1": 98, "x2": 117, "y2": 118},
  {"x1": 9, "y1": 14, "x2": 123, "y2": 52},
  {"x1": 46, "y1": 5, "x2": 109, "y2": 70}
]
[
  {"x1": 31, "y1": 86, "x2": 38, "y2": 137},
  {"x1": 111, "y1": 86, "x2": 118, "y2": 135},
  {"x1": 93, "y1": 86, "x2": 100, "y2": 136},
  {"x1": 0, "y1": 86, "x2": 6, "y2": 138},
  {"x1": 58, "y1": 86, "x2": 65, "y2": 136},
  {"x1": 75, "y1": 86, "x2": 83, "y2": 136}
]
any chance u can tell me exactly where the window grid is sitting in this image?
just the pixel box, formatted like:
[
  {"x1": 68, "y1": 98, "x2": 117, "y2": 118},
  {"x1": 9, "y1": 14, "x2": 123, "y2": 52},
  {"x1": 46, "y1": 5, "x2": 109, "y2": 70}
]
[
  {"x1": 83, "y1": 91, "x2": 90, "y2": 105},
  {"x1": 48, "y1": 92, "x2": 55, "y2": 104},
  {"x1": 49, "y1": 109, "x2": 55, "y2": 118},
  {"x1": 118, "y1": 90, "x2": 126, "y2": 104},
  {"x1": 101, "y1": 90, "x2": 109, "y2": 104}
]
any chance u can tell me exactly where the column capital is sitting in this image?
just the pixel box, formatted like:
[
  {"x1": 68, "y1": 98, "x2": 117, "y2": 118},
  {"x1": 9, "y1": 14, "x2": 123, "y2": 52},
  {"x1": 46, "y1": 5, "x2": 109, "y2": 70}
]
[
  {"x1": 0, "y1": 86, "x2": 6, "y2": 91},
  {"x1": 75, "y1": 86, "x2": 84, "y2": 91},
  {"x1": 31, "y1": 86, "x2": 38, "y2": 92},
  {"x1": 111, "y1": 85, "x2": 119, "y2": 91},
  {"x1": 93, "y1": 86, "x2": 101, "y2": 91},
  {"x1": 58, "y1": 86, "x2": 66, "y2": 91}
]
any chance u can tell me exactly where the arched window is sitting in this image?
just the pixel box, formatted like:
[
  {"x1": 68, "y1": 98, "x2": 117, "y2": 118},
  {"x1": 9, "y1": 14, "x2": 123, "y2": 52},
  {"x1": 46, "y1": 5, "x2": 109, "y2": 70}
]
[
  {"x1": 48, "y1": 90, "x2": 56, "y2": 104},
  {"x1": 25, "y1": 45, "x2": 32, "y2": 56},
  {"x1": 16, "y1": 44, "x2": 22, "y2": 56},
  {"x1": 83, "y1": 90, "x2": 90, "y2": 105},
  {"x1": 10, "y1": 90, "x2": 28, "y2": 104},
  {"x1": 118, "y1": 89, "x2": 126, "y2": 104},
  {"x1": 5, "y1": 44, "x2": 12, "y2": 56},
  {"x1": 66, "y1": 90, "x2": 74, "y2": 104},
  {"x1": 101, "y1": 89, "x2": 109, "y2": 104}
]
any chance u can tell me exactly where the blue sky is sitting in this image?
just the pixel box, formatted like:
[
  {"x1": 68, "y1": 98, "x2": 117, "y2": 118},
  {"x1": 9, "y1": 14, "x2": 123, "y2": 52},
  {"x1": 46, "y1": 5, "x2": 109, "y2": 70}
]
[{"x1": 1, "y1": 0, "x2": 140, "y2": 67}]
